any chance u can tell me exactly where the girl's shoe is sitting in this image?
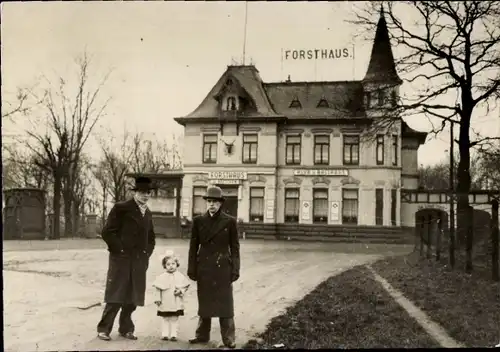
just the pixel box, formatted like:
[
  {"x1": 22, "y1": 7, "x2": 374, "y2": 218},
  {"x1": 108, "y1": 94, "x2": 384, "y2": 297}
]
[
  {"x1": 170, "y1": 337, "x2": 177, "y2": 342},
  {"x1": 161, "y1": 337, "x2": 169, "y2": 341}
]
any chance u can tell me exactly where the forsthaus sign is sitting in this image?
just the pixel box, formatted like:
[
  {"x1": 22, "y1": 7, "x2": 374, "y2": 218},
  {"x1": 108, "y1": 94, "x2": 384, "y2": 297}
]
[{"x1": 283, "y1": 48, "x2": 352, "y2": 60}]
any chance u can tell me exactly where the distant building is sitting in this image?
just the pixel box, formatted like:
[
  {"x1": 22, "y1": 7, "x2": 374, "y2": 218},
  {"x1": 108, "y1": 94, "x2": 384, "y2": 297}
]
[
  {"x1": 168, "y1": 9, "x2": 496, "y2": 238},
  {"x1": 172, "y1": 9, "x2": 430, "y2": 238}
]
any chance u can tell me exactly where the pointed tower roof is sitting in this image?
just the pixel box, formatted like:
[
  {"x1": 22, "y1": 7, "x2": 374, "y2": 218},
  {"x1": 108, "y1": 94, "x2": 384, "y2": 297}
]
[{"x1": 363, "y1": 6, "x2": 402, "y2": 85}]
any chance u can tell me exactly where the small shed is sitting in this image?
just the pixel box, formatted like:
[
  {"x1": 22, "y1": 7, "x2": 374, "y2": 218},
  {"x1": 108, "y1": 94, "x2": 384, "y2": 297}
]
[{"x1": 3, "y1": 188, "x2": 46, "y2": 240}]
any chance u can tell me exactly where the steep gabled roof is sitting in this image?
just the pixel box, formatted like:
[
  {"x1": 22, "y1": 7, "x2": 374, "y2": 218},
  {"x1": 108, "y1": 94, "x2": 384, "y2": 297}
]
[
  {"x1": 363, "y1": 7, "x2": 402, "y2": 85},
  {"x1": 263, "y1": 81, "x2": 365, "y2": 119},
  {"x1": 183, "y1": 65, "x2": 280, "y2": 118}
]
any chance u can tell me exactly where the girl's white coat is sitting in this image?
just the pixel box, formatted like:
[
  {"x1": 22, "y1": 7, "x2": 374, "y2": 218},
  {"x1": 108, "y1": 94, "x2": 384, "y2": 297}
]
[{"x1": 152, "y1": 271, "x2": 190, "y2": 312}]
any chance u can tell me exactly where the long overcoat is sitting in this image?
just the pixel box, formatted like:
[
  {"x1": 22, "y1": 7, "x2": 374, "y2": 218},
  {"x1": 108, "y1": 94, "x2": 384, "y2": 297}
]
[
  {"x1": 187, "y1": 210, "x2": 240, "y2": 318},
  {"x1": 101, "y1": 199, "x2": 156, "y2": 306}
]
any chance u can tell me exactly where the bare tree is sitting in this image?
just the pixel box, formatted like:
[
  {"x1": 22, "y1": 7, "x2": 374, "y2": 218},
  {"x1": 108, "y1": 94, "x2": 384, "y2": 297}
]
[
  {"x1": 2, "y1": 144, "x2": 51, "y2": 190},
  {"x1": 1, "y1": 84, "x2": 47, "y2": 122},
  {"x1": 477, "y1": 143, "x2": 500, "y2": 190},
  {"x1": 24, "y1": 52, "x2": 111, "y2": 239},
  {"x1": 91, "y1": 159, "x2": 110, "y2": 224},
  {"x1": 95, "y1": 129, "x2": 134, "y2": 203},
  {"x1": 350, "y1": 1, "x2": 500, "y2": 271},
  {"x1": 70, "y1": 155, "x2": 96, "y2": 236},
  {"x1": 90, "y1": 128, "x2": 182, "y2": 222},
  {"x1": 418, "y1": 153, "x2": 483, "y2": 190},
  {"x1": 129, "y1": 132, "x2": 183, "y2": 173}
]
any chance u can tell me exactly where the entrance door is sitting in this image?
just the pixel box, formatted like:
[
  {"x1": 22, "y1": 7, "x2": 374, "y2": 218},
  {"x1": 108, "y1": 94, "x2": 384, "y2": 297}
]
[
  {"x1": 218, "y1": 186, "x2": 239, "y2": 218},
  {"x1": 223, "y1": 197, "x2": 238, "y2": 218}
]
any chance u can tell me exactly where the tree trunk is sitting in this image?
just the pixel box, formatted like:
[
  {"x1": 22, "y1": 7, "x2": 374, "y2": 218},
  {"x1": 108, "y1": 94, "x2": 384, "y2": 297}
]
[
  {"x1": 63, "y1": 187, "x2": 73, "y2": 237},
  {"x1": 52, "y1": 174, "x2": 62, "y2": 240},
  {"x1": 72, "y1": 200, "x2": 81, "y2": 237},
  {"x1": 456, "y1": 111, "x2": 473, "y2": 272}
]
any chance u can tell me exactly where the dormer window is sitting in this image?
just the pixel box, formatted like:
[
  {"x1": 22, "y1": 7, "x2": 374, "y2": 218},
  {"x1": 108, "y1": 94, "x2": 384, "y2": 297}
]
[
  {"x1": 377, "y1": 90, "x2": 386, "y2": 106},
  {"x1": 289, "y1": 97, "x2": 302, "y2": 109},
  {"x1": 226, "y1": 97, "x2": 237, "y2": 111},
  {"x1": 317, "y1": 97, "x2": 329, "y2": 108}
]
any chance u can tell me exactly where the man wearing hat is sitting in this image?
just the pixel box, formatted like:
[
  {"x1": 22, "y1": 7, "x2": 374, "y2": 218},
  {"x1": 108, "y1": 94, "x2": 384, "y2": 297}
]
[
  {"x1": 96, "y1": 176, "x2": 157, "y2": 341},
  {"x1": 187, "y1": 186, "x2": 241, "y2": 349}
]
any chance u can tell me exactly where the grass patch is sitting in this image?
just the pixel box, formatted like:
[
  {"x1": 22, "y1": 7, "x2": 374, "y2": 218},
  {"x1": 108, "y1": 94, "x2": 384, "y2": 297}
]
[
  {"x1": 371, "y1": 252, "x2": 500, "y2": 347},
  {"x1": 243, "y1": 265, "x2": 439, "y2": 349}
]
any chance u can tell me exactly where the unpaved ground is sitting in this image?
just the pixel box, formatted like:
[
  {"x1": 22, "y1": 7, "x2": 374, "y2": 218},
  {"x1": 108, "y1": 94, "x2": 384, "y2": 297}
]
[{"x1": 4, "y1": 239, "x2": 411, "y2": 351}]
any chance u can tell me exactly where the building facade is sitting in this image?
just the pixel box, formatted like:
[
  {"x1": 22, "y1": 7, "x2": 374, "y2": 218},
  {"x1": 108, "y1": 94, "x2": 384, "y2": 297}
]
[{"x1": 174, "y1": 10, "x2": 428, "y2": 235}]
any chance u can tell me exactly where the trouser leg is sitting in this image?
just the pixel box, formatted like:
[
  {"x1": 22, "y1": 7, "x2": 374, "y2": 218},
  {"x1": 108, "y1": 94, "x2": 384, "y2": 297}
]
[
  {"x1": 195, "y1": 317, "x2": 211, "y2": 341},
  {"x1": 118, "y1": 304, "x2": 137, "y2": 334},
  {"x1": 219, "y1": 317, "x2": 236, "y2": 346},
  {"x1": 170, "y1": 316, "x2": 179, "y2": 338},
  {"x1": 97, "y1": 303, "x2": 121, "y2": 334},
  {"x1": 161, "y1": 317, "x2": 170, "y2": 338}
]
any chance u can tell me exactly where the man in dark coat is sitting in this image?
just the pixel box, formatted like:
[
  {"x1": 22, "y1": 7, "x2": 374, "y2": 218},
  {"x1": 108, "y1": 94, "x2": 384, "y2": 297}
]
[
  {"x1": 96, "y1": 176, "x2": 156, "y2": 341},
  {"x1": 187, "y1": 186, "x2": 240, "y2": 349}
]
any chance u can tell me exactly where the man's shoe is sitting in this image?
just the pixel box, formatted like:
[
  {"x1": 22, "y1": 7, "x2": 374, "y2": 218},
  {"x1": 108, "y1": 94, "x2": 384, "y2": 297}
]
[
  {"x1": 189, "y1": 337, "x2": 209, "y2": 344},
  {"x1": 120, "y1": 332, "x2": 138, "y2": 340},
  {"x1": 97, "y1": 332, "x2": 111, "y2": 341}
]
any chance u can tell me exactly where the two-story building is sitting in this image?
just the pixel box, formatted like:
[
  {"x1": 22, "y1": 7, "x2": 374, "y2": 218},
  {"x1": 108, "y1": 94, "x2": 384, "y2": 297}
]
[{"x1": 173, "y1": 10, "x2": 428, "y2": 239}]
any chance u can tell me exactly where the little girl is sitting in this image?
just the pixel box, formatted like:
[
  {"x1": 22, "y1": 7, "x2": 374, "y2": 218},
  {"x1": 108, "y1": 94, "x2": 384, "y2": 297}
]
[{"x1": 152, "y1": 250, "x2": 190, "y2": 341}]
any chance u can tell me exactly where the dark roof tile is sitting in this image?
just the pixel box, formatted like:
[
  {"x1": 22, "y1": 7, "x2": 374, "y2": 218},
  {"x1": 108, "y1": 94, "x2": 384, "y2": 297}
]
[{"x1": 263, "y1": 81, "x2": 365, "y2": 119}]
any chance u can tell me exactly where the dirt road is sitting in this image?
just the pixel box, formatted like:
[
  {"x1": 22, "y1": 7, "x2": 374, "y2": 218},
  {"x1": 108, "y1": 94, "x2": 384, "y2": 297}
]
[{"x1": 4, "y1": 239, "x2": 411, "y2": 351}]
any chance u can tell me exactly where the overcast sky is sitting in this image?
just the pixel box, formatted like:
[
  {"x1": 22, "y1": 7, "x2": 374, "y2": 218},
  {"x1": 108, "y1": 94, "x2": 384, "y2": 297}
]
[{"x1": 2, "y1": 1, "x2": 499, "y2": 166}]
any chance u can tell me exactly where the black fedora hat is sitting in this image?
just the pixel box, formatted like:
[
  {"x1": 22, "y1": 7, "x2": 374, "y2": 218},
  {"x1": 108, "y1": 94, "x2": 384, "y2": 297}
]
[
  {"x1": 203, "y1": 186, "x2": 225, "y2": 201},
  {"x1": 131, "y1": 176, "x2": 155, "y2": 192}
]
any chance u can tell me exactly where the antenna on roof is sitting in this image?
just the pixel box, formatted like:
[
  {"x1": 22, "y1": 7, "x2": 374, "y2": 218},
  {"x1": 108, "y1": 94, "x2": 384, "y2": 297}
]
[{"x1": 242, "y1": 1, "x2": 249, "y2": 65}]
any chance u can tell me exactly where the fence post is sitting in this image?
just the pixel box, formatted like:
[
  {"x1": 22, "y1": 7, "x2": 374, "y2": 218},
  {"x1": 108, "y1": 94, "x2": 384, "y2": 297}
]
[{"x1": 491, "y1": 199, "x2": 499, "y2": 282}]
